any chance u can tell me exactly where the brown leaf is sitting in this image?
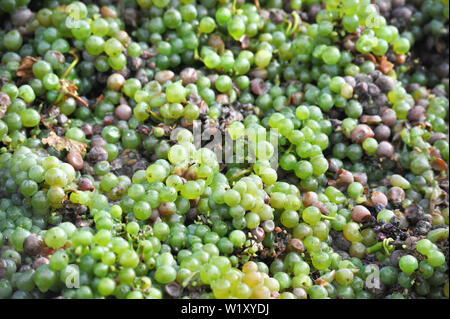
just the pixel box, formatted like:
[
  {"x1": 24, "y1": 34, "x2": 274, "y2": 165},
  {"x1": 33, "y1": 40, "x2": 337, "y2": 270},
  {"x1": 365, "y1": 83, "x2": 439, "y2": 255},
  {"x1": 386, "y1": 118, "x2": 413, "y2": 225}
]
[
  {"x1": 64, "y1": 80, "x2": 78, "y2": 95},
  {"x1": 42, "y1": 131, "x2": 87, "y2": 154},
  {"x1": 377, "y1": 56, "x2": 394, "y2": 74},
  {"x1": 61, "y1": 79, "x2": 88, "y2": 107},
  {"x1": 314, "y1": 278, "x2": 329, "y2": 286},
  {"x1": 41, "y1": 247, "x2": 55, "y2": 258},
  {"x1": 16, "y1": 56, "x2": 41, "y2": 82},
  {"x1": 429, "y1": 147, "x2": 443, "y2": 159},
  {"x1": 432, "y1": 158, "x2": 448, "y2": 171},
  {"x1": 96, "y1": 94, "x2": 105, "y2": 103}
]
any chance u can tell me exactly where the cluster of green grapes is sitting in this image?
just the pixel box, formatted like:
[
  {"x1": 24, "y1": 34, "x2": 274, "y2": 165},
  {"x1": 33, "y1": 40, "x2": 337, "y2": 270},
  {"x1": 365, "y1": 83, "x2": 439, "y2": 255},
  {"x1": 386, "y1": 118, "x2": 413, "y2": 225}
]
[
  {"x1": 0, "y1": 146, "x2": 77, "y2": 212},
  {"x1": 0, "y1": 84, "x2": 41, "y2": 150}
]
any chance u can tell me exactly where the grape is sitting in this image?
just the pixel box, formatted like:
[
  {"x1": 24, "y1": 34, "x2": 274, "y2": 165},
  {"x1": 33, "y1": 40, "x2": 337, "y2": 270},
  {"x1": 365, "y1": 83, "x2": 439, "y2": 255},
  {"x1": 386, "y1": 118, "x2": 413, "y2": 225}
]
[
  {"x1": 399, "y1": 255, "x2": 419, "y2": 275},
  {"x1": 44, "y1": 227, "x2": 67, "y2": 249}
]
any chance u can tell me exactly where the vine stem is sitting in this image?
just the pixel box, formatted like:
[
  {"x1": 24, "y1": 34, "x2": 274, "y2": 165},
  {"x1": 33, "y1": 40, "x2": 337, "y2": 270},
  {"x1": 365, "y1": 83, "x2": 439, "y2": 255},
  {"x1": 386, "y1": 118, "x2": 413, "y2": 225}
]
[
  {"x1": 366, "y1": 242, "x2": 383, "y2": 254},
  {"x1": 284, "y1": 144, "x2": 293, "y2": 154},
  {"x1": 383, "y1": 238, "x2": 394, "y2": 256},
  {"x1": 232, "y1": 0, "x2": 237, "y2": 14},
  {"x1": 254, "y1": 0, "x2": 260, "y2": 10},
  {"x1": 290, "y1": 12, "x2": 300, "y2": 36},
  {"x1": 148, "y1": 110, "x2": 163, "y2": 122},
  {"x1": 61, "y1": 49, "x2": 79, "y2": 79},
  {"x1": 285, "y1": 20, "x2": 293, "y2": 36},
  {"x1": 229, "y1": 167, "x2": 253, "y2": 182},
  {"x1": 182, "y1": 271, "x2": 199, "y2": 288},
  {"x1": 65, "y1": 89, "x2": 88, "y2": 107}
]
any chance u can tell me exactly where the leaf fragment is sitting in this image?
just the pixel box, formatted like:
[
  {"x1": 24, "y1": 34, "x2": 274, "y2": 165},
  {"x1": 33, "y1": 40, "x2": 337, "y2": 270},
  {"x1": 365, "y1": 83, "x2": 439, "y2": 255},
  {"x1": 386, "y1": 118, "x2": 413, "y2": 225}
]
[
  {"x1": 42, "y1": 131, "x2": 87, "y2": 154},
  {"x1": 16, "y1": 56, "x2": 41, "y2": 82}
]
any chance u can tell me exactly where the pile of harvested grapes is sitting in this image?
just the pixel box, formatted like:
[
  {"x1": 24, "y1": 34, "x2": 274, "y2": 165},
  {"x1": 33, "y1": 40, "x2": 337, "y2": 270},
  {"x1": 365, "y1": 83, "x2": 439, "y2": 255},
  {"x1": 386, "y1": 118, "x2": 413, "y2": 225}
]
[{"x1": 0, "y1": 0, "x2": 448, "y2": 300}]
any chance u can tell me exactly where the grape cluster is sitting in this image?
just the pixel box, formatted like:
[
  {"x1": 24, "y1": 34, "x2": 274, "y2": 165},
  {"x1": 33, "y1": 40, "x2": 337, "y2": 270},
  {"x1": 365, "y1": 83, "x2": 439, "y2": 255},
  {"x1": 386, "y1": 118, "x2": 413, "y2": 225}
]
[{"x1": 0, "y1": 0, "x2": 448, "y2": 300}]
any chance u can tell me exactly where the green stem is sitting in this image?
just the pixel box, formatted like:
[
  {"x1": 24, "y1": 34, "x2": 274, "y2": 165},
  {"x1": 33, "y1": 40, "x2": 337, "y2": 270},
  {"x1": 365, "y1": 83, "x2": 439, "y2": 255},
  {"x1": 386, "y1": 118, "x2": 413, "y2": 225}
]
[
  {"x1": 61, "y1": 49, "x2": 79, "y2": 79},
  {"x1": 290, "y1": 11, "x2": 300, "y2": 35},
  {"x1": 285, "y1": 20, "x2": 293, "y2": 36},
  {"x1": 229, "y1": 167, "x2": 253, "y2": 182},
  {"x1": 284, "y1": 144, "x2": 293, "y2": 154},
  {"x1": 367, "y1": 242, "x2": 383, "y2": 254},
  {"x1": 194, "y1": 48, "x2": 203, "y2": 62},
  {"x1": 182, "y1": 271, "x2": 199, "y2": 288},
  {"x1": 383, "y1": 238, "x2": 394, "y2": 256},
  {"x1": 321, "y1": 214, "x2": 336, "y2": 220},
  {"x1": 149, "y1": 110, "x2": 163, "y2": 123},
  {"x1": 54, "y1": 90, "x2": 65, "y2": 105},
  {"x1": 367, "y1": 238, "x2": 394, "y2": 255},
  {"x1": 232, "y1": 0, "x2": 237, "y2": 14}
]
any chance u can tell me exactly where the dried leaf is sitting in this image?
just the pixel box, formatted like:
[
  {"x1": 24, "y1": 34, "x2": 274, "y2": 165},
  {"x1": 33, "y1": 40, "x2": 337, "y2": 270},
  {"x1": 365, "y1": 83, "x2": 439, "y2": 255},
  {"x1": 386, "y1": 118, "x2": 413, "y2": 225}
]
[
  {"x1": 0, "y1": 105, "x2": 6, "y2": 119},
  {"x1": 314, "y1": 278, "x2": 328, "y2": 286},
  {"x1": 42, "y1": 131, "x2": 87, "y2": 154},
  {"x1": 61, "y1": 79, "x2": 88, "y2": 107},
  {"x1": 429, "y1": 147, "x2": 443, "y2": 159},
  {"x1": 63, "y1": 80, "x2": 78, "y2": 95},
  {"x1": 40, "y1": 105, "x2": 60, "y2": 129},
  {"x1": 16, "y1": 56, "x2": 41, "y2": 82},
  {"x1": 377, "y1": 56, "x2": 394, "y2": 74},
  {"x1": 432, "y1": 158, "x2": 448, "y2": 171},
  {"x1": 41, "y1": 247, "x2": 55, "y2": 258}
]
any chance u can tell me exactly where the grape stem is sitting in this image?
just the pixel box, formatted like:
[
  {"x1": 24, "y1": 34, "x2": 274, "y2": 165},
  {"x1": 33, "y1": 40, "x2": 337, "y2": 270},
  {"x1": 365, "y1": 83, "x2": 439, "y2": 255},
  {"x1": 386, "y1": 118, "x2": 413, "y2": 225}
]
[
  {"x1": 284, "y1": 20, "x2": 293, "y2": 36},
  {"x1": 383, "y1": 238, "x2": 394, "y2": 256},
  {"x1": 254, "y1": 0, "x2": 260, "y2": 11},
  {"x1": 61, "y1": 49, "x2": 79, "y2": 80},
  {"x1": 366, "y1": 242, "x2": 383, "y2": 254},
  {"x1": 284, "y1": 144, "x2": 293, "y2": 154},
  {"x1": 320, "y1": 214, "x2": 336, "y2": 220},
  {"x1": 290, "y1": 12, "x2": 300, "y2": 35},
  {"x1": 182, "y1": 271, "x2": 199, "y2": 288},
  {"x1": 366, "y1": 238, "x2": 394, "y2": 254},
  {"x1": 232, "y1": 0, "x2": 237, "y2": 14},
  {"x1": 148, "y1": 110, "x2": 163, "y2": 123},
  {"x1": 229, "y1": 167, "x2": 253, "y2": 182},
  {"x1": 194, "y1": 48, "x2": 203, "y2": 62}
]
